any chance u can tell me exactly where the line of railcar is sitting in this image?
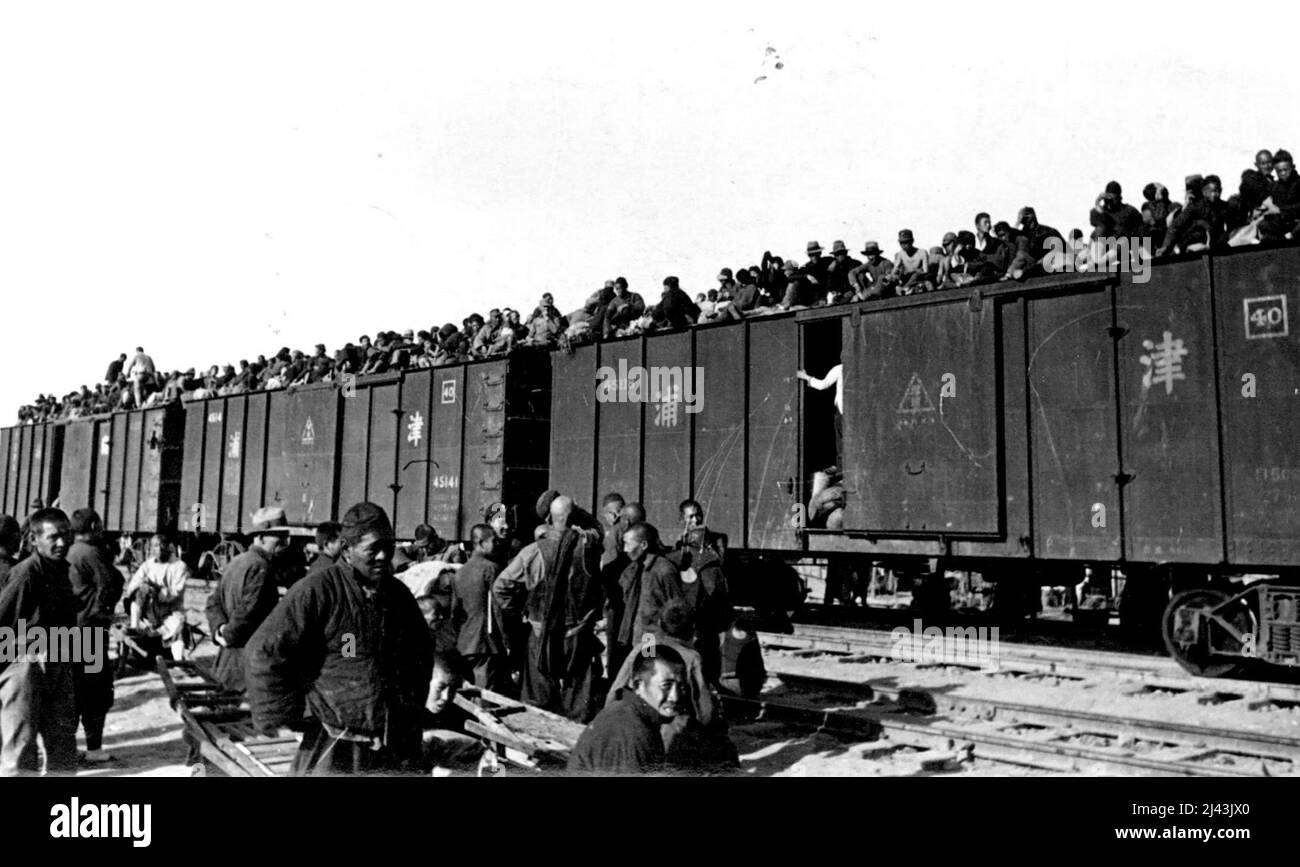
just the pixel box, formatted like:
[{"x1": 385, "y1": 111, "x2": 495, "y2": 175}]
[{"x1": 4, "y1": 243, "x2": 1297, "y2": 676}]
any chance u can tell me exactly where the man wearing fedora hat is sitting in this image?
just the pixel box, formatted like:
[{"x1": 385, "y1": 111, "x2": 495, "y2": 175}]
[
  {"x1": 205, "y1": 505, "x2": 292, "y2": 692},
  {"x1": 847, "y1": 241, "x2": 895, "y2": 300},
  {"x1": 803, "y1": 240, "x2": 832, "y2": 288},
  {"x1": 825, "y1": 240, "x2": 862, "y2": 304}
]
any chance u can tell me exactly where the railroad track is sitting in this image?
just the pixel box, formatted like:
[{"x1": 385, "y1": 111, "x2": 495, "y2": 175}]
[
  {"x1": 725, "y1": 681, "x2": 1300, "y2": 777},
  {"x1": 760, "y1": 622, "x2": 1300, "y2": 702}
]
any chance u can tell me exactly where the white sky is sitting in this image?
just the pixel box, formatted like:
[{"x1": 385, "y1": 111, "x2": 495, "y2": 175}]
[{"x1": 1, "y1": 0, "x2": 1294, "y2": 419}]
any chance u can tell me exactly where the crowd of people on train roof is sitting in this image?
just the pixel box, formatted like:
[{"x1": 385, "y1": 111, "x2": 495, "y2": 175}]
[{"x1": 16, "y1": 147, "x2": 1299, "y2": 425}]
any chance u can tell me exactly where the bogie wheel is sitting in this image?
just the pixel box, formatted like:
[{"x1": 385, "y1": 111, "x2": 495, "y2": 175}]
[
  {"x1": 205, "y1": 539, "x2": 246, "y2": 584},
  {"x1": 1161, "y1": 588, "x2": 1255, "y2": 678}
]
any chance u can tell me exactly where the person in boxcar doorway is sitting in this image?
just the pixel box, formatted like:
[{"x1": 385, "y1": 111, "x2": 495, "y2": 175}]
[
  {"x1": 797, "y1": 360, "x2": 844, "y2": 463},
  {"x1": 124, "y1": 533, "x2": 192, "y2": 661},
  {"x1": 205, "y1": 506, "x2": 291, "y2": 693},
  {"x1": 245, "y1": 502, "x2": 432, "y2": 775},
  {"x1": 492, "y1": 495, "x2": 604, "y2": 722},
  {"x1": 305, "y1": 521, "x2": 344, "y2": 578},
  {"x1": 66, "y1": 509, "x2": 124, "y2": 764}
]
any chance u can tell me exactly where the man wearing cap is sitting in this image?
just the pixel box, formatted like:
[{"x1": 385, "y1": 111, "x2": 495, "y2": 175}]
[
  {"x1": 205, "y1": 506, "x2": 291, "y2": 692},
  {"x1": 893, "y1": 230, "x2": 931, "y2": 294},
  {"x1": 1089, "y1": 181, "x2": 1143, "y2": 240},
  {"x1": 493, "y1": 495, "x2": 604, "y2": 721},
  {"x1": 1003, "y1": 207, "x2": 1064, "y2": 281},
  {"x1": 825, "y1": 240, "x2": 862, "y2": 304},
  {"x1": 779, "y1": 260, "x2": 818, "y2": 309},
  {"x1": 66, "y1": 509, "x2": 124, "y2": 764},
  {"x1": 846, "y1": 241, "x2": 895, "y2": 300},
  {"x1": 524, "y1": 294, "x2": 568, "y2": 347},
  {"x1": 246, "y1": 502, "x2": 433, "y2": 775},
  {"x1": 802, "y1": 240, "x2": 832, "y2": 288}
]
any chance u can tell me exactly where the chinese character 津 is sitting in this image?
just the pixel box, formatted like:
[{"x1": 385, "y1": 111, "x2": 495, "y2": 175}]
[{"x1": 1139, "y1": 330, "x2": 1189, "y2": 395}]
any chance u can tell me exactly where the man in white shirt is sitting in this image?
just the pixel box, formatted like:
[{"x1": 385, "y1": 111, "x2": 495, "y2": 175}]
[
  {"x1": 124, "y1": 533, "x2": 192, "y2": 660},
  {"x1": 797, "y1": 362, "x2": 844, "y2": 461}
]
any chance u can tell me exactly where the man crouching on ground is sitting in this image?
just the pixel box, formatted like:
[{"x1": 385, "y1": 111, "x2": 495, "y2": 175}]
[
  {"x1": 567, "y1": 645, "x2": 686, "y2": 775},
  {"x1": 245, "y1": 502, "x2": 433, "y2": 775}
]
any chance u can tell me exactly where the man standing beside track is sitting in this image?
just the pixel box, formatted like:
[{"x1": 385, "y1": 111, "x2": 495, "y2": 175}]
[
  {"x1": 205, "y1": 506, "x2": 291, "y2": 693},
  {"x1": 66, "y1": 509, "x2": 124, "y2": 764},
  {"x1": 493, "y1": 495, "x2": 605, "y2": 722},
  {"x1": 246, "y1": 502, "x2": 433, "y2": 775},
  {"x1": 0, "y1": 509, "x2": 78, "y2": 776}
]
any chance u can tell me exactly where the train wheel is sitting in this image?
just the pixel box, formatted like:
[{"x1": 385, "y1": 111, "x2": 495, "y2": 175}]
[
  {"x1": 206, "y1": 539, "x2": 246, "y2": 584},
  {"x1": 1161, "y1": 589, "x2": 1254, "y2": 678}
]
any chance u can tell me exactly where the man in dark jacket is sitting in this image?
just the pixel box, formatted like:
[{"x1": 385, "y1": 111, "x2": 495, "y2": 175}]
[
  {"x1": 780, "y1": 260, "x2": 819, "y2": 308},
  {"x1": 1004, "y1": 207, "x2": 1064, "y2": 280},
  {"x1": 600, "y1": 499, "x2": 642, "y2": 676},
  {"x1": 1160, "y1": 175, "x2": 1235, "y2": 254},
  {"x1": 1237, "y1": 149, "x2": 1275, "y2": 216},
  {"x1": 66, "y1": 509, "x2": 124, "y2": 763},
  {"x1": 245, "y1": 502, "x2": 433, "y2": 775},
  {"x1": 105, "y1": 353, "x2": 127, "y2": 385},
  {"x1": 0, "y1": 516, "x2": 20, "y2": 588},
  {"x1": 451, "y1": 525, "x2": 509, "y2": 693},
  {"x1": 1260, "y1": 150, "x2": 1300, "y2": 242},
  {"x1": 653, "y1": 276, "x2": 700, "y2": 331},
  {"x1": 1089, "y1": 181, "x2": 1143, "y2": 239},
  {"x1": 205, "y1": 506, "x2": 290, "y2": 693},
  {"x1": 306, "y1": 521, "x2": 343, "y2": 578},
  {"x1": 613, "y1": 523, "x2": 683, "y2": 668},
  {"x1": 605, "y1": 277, "x2": 646, "y2": 336},
  {"x1": 493, "y1": 496, "x2": 604, "y2": 722},
  {"x1": 824, "y1": 240, "x2": 862, "y2": 304},
  {"x1": 0, "y1": 508, "x2": 78, "y2": 776},
  {"x1": 567, "y1": 645, "x2": 685, "y2": 775}
]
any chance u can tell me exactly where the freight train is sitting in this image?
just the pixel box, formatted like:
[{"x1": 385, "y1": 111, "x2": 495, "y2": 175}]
[{"x1": 5, "y1": 243, "x2": 1299, "y2": 678}]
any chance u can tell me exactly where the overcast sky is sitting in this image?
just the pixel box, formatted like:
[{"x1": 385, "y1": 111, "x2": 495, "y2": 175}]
[{"x1": 1, "y1": 0, "x2": 1293, "y2": 419}]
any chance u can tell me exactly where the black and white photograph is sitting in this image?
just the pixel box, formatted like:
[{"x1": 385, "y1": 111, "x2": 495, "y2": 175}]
[{"x1": 0, "y1": 0, "x2": 1294, "y2": 849}]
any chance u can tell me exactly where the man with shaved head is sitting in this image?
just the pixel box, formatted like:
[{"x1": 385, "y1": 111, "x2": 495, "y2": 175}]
[{"x1": 493, "y1": 495, "x2": 604, "y2": 721}]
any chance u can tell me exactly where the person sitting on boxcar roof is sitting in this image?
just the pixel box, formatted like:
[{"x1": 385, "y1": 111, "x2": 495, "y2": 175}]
[
  {"x1": 523, "y1": 293, "x2": 568, "y2": 347},
  {"x1": 892, "y1": 229, "x2": 931, "y2": 294},
  {"x1": 1141, "y1": 183, "x2": 1178, "y2": 251},
  {"x1": 653, "y1": 276, "x2": 701, "y2": 330},
  {"x1": 124, "y1": 533, "x2": 192, "y2": 661},
  {"x1": 825, "y1": 240, "x2": 862, "y2": 305},
  {"x1": 1259, "y1": 150, "x2": 1300, "y2": 242},
  {"x1": 604, "y1": 278, "x2": 646, "y2": 337},
  {"x1": 778, "y1": 260, "x2": 819, "y2": 309},
  {"x1": 1235, "y1": 149, "x2": 1275, "y2": 218},
  {"x1": 1089, "y1": 180, "x2": 1144, "y2": 241},
  {"x1": 1002, "y1": 206, "x2": 1064, "y2": 281},
  {"x1": 1159, "y1": 175, "x2": 1234, "y2": 255},
  {"x1": 847, "y1": 241, "x2": 896, "y2": 301}
]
